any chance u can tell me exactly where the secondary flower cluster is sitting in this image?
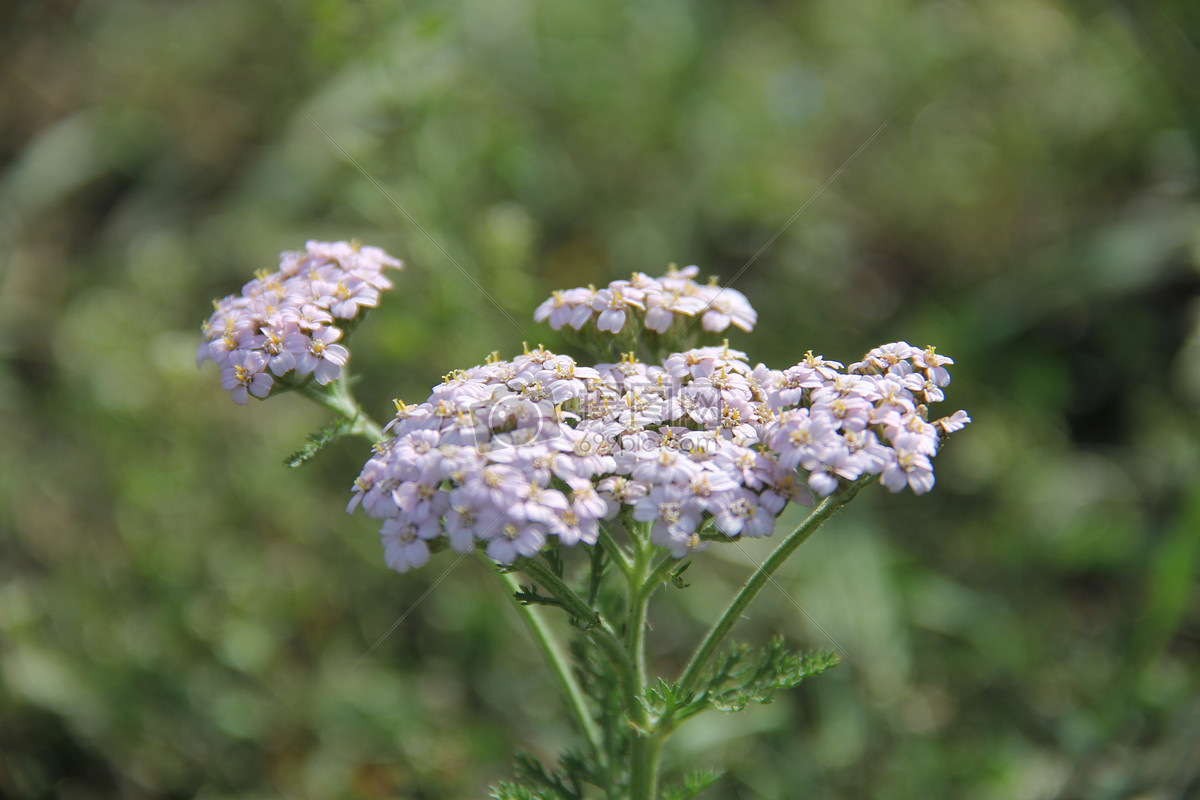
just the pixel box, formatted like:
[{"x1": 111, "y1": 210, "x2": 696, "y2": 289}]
[
  {"x1": 196, "y1": 241, "x2": 401, "y2": 404},
  {"x1": 534, "y1": 265, "x2": 757, "y2": 335},
  {"x1": 349, "y1": 341, "x2": 969, "y2": 573}
]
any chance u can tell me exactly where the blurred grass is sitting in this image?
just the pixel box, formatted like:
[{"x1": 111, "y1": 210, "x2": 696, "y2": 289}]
[{"x1": 2, "y1": 0, "x2": 1199, "y2": 798}]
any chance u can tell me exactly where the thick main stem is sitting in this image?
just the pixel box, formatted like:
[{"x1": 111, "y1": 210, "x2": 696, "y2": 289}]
[
  {"x1": 494, "y1": 568, "x2": 603, "y2": 762},
  {"x1": 625, "y1": 525, "x2": 655, "y2": 697},
  {"x1": 626, "y1": 525, "x2": 669, "y2": 800},
  {"x1": 628, "y1": 731, "x2": 664, "y2": 800},
  {"x1": 676, "y1": 478, "x2": 869, "y2": 698}
]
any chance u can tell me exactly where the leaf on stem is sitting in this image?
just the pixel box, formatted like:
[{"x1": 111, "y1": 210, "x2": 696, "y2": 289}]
[
  {"x1": 639, "y1": 678, "x2": 695, "y2": 717},
  {"x1": 512, "y1": 584, "x2": 566, "y2": 610},
  {"x1": 570, "y1": 637, "x2": 629, "y2": 767},
  {"x1": 282, "y1": 417, "x2": 353, "y2": 468},
  {"x1": 542, "y1": 548, "x2": 566, "y2": 578},
  {"x1": 681, "y1": 636, "x2": 839, "y2": 719},
  {"x1": 571, "y1": 640, "x2": 616, "y2": 702},
  {"x1": 662, "y1": 768, "x2": 725, "y2": 800},
  {"x1": 491, "y1": 751, "x2": 594, "y2": 800},
  {"x1": 670, "y1": 560, "x2": 693, "y2": 589},
  {"x1": 586, "y1": 543, "x2": 608, "y2": 606},
  {"x1": 489, "y1": 783, "x2": 558, "y2": 800}
]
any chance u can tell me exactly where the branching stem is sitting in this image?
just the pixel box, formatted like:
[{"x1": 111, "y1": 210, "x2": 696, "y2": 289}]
[
  {"x1": 675, "y1": 477, "x2": 871, "y2": 700},
  {"x1": 295, "y1": 375, "x2": 384, "y2": 442},
  {"x1": 294, "y1": 372, "x2": 871, "y2": 799},
  {"x1": 514, "y1": 556, "x2": 638, "y2": 706}
]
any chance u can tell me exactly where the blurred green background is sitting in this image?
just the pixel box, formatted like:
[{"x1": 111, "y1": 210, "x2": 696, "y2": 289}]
[{"x1": 3, "y1": 0, "x2": 1199, "y2": 797}]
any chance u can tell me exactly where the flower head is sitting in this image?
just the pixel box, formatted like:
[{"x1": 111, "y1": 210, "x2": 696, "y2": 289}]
[
  {"x1": 534, "y1": 266, "x2": 760, "y2": 340},
  {"x1": 349, "y1": 339, "x2": 967, "y2": 574},
  {"x1": 198, "y1": 240, "x2": 401, "y2": 405}
]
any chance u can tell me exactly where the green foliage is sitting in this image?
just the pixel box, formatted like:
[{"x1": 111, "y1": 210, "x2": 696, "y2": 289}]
[
  {"x1": 641, "y1": 678, "x2": 697, "y2": 718},
  {"x1": 511, "y1": 583, "x2": 568, "y2": 611},
  {"x1": 4, "y1": 0, "x2": 1200, "y2": 796},
  {"x1": 586, "y1": 539, "x2": 609, "y2": 605},
  {"x1": 659, "y1": 638, "x2": 839, "y2": 722},
  {"x1": 669, "y1": 559, "x2": 692, "y2": 590},
  {"x1": 489, "y1": 782, "x2": 562, "y2": 800},
  {"x1": 491, "y1": 751, "x2": 600, "y2": 800},
  {"x1": 704, "y1": 640, "x2": 839, "y2": 715},
  {"x1": 282, "y1": 417, "x2": 353, "y2": 468},
  {"x1": 541, "y1": 548, "x2": 567, "y2": 579},
  {"x1": 570, "y1": 635, "x2": 630, "y2": 792},
  {"x1": 661, "y1": 768, "x2": 725, "y2": 800}
]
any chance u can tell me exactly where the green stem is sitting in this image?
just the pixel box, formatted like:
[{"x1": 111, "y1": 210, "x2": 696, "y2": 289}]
[
  {"x1": 641, "y1": 553, "x2": 678, "y2": 599},
  {"x1": 625, "y1": 525, "x2": 669, "y2": 800},
  {"x1": 625, "y1": 525, "x2": 654, "y2": 696},
  {"x1": 516, "y1": 556, "x2": 601, "y2": 621},
  {"x1": 295, "y1": 375, "x2": 385, "y2": 442},
  {"x1": 629, "y1": 731, "x2": 664, "y2": 800},
  {"x1": 494, "y1": 568, "x2": 603, "y2": 763},
  {"x1": 514, "y1": 557, "x2": 638, "y2": 703},
  {"x1": 675, "y1": 478, "x2": 870, "y2": 698},
  {"x1": 597, "y1": 526, "x2": 634, "y2": 578}
]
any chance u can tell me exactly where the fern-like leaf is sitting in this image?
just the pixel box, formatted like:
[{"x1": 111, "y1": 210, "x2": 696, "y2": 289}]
[
  {"x1": 283, "y1": 417, "x2": 352, "y2": 468},
  {"x1": 682, "y1": 637, "x2": 839, "y2": 719},
  {"x1": 662, "y1": 768, "x2": 724, "y2": 799}
]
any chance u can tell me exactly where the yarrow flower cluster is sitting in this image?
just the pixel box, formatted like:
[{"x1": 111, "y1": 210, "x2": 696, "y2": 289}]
[
  {"x1": 196, "y1": 240, "x2": 401, "y2": 404},
  {"x1": 199, "y1": 244, "x2": 974, "y2": 798},
  {"x1": 196, "y1": 249, "x2": 969, "y2": 573},
  {"x1": 535, "y1": 265, "x2": 757, "y2": 335},
  {"x1": 349, "y1": 340, "x2": 969, "y2": 572}
]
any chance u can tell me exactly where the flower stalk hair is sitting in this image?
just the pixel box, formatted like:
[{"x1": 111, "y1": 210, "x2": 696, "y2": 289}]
[{"x1": 199, "y1": 244, "x2": 970, "y2": 799}]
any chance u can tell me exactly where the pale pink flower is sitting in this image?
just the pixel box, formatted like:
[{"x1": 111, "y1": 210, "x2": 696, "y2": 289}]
[
  {"x1": 534, "y1": 291, "x2": 573, "y2": 328},
  {"x1": 631, "y1": 447, "x2": 700, "y2": 485},
  {"x1": 881, "y1": 448, "x2": 936, "y2": 494},
  {"x1": 287, "y1": 327, "x2": 349, "y2": 385},
  {"x1": 936, "y1": 410, "x2": 972, "y2": 433},
  {"x1": 549, "y1": 508, "x2": 598, "y2": 546},
  {"x1": 633, "y1": 485, "x2": 701, "y2": 557},
  {"x1": 592, "y1": 287, "x2": 644, "y2": 333},
  {"x1": 695, "y1": 286, "x2": 757, "y2": 332},
  {"x1": 643, "y1": 291, "x2": 708, "y2": 333},
  {"x1": 913, "y1": 346, "x2": 954, "y2": 387},
  {"x1": 486, "y1": 522, "x2": 547, "y2": 563},
  {"x1": 849, "y1": 342, "x2": 918, "y2": 374},
  {"x1": 806, "y1": 446, "x2": 860, "y2": 497},
  {"x1": 380, "y1": 519, "x2": 433, "y2": 573},
  {"x1": 315, "y1": 276, "x2": 381, "y2": 319},
  {"x1": 220, "y1": 351, "x2": 273, "y2": 405},
  {"x1": 714, "y1": 491, "x2": 774, "y2": 538},
  {"x1": 565, "y1": 286, "x2": 599, "y2": 329},
  {"x1": 659, "y1": 264, "x2": 701, "y2": 291}
]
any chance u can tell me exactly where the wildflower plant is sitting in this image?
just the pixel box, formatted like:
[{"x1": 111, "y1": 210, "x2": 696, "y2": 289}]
[{"x1": 199, "y1": 241, "x2": 970, "y2": 799}]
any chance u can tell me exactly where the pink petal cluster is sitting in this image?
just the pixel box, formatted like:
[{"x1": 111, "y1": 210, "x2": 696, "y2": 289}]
[
  {"x1": 197, "y1": 241, "x2": 401, "y2": 404},
  {"x1": 350, "y1": 341, "x2": 968, "y2": 573},
  {"x1": 534, "y1": 266, "x2": 757, "y2": 336}
]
